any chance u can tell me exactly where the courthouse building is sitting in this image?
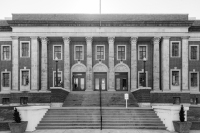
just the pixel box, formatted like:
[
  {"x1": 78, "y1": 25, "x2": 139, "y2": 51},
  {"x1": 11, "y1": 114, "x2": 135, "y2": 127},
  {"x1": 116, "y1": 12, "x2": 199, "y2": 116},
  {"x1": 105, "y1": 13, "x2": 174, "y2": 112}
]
[{"x1": 0, "y1": 14, "x2": 200, "y2": 106}]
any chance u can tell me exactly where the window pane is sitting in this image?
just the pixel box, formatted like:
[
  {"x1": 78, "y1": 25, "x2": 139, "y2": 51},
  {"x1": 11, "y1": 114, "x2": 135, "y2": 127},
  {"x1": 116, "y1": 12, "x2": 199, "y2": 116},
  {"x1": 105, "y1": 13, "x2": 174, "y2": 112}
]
[
  {"x1": 122, "y1": 78, "x2": 127, "y2": 90},
  {"x1": 95, "y1": 78, "x2": 99, "y2": 90},
  {"x1": 116, "y1": 78, "x2": 120, "y2": 90},
  {"x1": 191, "y1": 73, "x2": 198, "y2": 87},
  {"x1": 172, "y1": 43, "x2": 179, "y2": 57},
  {"x1": 75, "y1": 46, "x2": 83, "y2": 60},
  {"x1": 172, "y1": 71, "x2": 179, "y2": 86},
  {"x1": 54, "y1": 46, "x2": 62, "y2": 59},
  {"x1": 102, "y1": 78, "x2": 105, "y2": 90},
  {"x1": 139, "y1": 46, "x2": 146, "y2": 59},
  {"x1": 2, "y1": 73, "x2": 9, "y2": 87},
  {"x1": 191, "y1": 46, "x2": 197, "y2": 60},
  {"x1": 80, "y1": 78, "x2": 85, "y2": 90},
  {"x1": 3, "y1": 46, "x2": 10, "y2": 60},
  {"x1": 22, "y1": 71, "x2": 29, "y2": 86},
  {"x1": 22, "y1": 43, "x2": 29, "y2": 57}
]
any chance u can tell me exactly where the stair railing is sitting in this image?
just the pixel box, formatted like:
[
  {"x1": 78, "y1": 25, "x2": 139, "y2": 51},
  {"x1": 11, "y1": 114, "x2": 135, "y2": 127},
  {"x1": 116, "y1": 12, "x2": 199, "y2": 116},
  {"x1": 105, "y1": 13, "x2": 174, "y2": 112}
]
[{"x1": 100, "y1": 86, "x2": 102, "y2": 130}]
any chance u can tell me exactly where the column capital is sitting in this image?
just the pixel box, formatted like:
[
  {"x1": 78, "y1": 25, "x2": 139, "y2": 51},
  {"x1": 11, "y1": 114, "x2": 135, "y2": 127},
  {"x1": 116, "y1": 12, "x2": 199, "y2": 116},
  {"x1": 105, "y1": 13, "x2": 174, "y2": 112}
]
[
  {"x1": 63, "y1": 37, "x2": 70, "y2": 43},
  {"x1": 40, "y1": 37, "x2": 48, "y2": 44},
  {"x1": 130, "y1": 37, "x2": 138, "y2": 44},
  {"x1": 181, "y1": 36, "x2": 190, "y2": 39},
  {"x1": 163, "y1": 36, "x2": 170, "y2": 39},
  {"x1": 108, "y1": 36, "x2": 115, "y2": 44},
  {"x1": 11, "y1": 36, "x2": 19, "y2": 40},
  {"x1": 30, "y1": 36, "x2": 38, "y2": 40},
  {"x1": 153, "y1": 37, "x2": 161, "y2": 44},
  {"x1": 85, "y1": 36, "x2": 93, "y2": 43}
]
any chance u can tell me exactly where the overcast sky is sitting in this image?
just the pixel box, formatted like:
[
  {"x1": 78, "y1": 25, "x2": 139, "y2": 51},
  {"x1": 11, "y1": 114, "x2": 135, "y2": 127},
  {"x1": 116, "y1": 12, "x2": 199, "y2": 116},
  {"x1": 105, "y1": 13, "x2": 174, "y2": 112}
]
[{"x1": 0, "y1": 0, "x2": 200, "y2": 19}]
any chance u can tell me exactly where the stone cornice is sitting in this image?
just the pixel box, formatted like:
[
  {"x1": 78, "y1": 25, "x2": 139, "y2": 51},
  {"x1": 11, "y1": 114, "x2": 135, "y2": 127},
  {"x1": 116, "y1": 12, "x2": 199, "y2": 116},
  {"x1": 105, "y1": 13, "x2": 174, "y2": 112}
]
[{"x1": 7, "y1": 20, "x2": 194, "y2": 27}]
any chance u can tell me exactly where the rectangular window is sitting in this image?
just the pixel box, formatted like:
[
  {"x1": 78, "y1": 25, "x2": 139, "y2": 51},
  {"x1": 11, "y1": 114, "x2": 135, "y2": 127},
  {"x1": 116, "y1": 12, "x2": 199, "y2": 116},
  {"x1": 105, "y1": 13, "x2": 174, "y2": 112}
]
[
  {"x1": 20, "y1": 97, "x2": 28, "y2": 105},
  {"x1": 53, "y1": 71, "x2": 62, "y2": 87},
  {"x1": 74, "y1": 45, "x2": 84, "y2": 60},
  {"x1": 1, "y1": 45, "x2": 11, "y2": 60},
  {"x1": 2, "y1": 73, "x2": 10, "y2": 87},
  {"x1": 53, "y1": 45, "x2": 62, "y2": 60},
  {"x1": 190, "y1": 45, "x2": 199, "y2": 60},
  {"x1": 20, "y1": 41, "x2": 30, "y2": 57},
  {"x1": 96, "y1": 45, "x2": 105, "y2": 60},
  {"x1": 21, "y1": 71, "x2": 29, "y2": 86},
  {"x1": 171, "y1": 41, "x2": 180, "y2": 57},
  {"x1": 172, "y1": 71, "x2": 179, "y2": 86},
  {"x1": 191, "y1": 73, "x2": 198, "y2": 87},
  {"x1": 117, "y1": 45, "x2": 126, "y2": 60},
  {"x1": 138, "y1": 45, "x2": 147, "y2": 60},
  {"x1": 138, "y1": 71, "x2": 147, "y2": 87},
  {"x1": 2, "y1": 98, "x2": 10, "y2": 105}
]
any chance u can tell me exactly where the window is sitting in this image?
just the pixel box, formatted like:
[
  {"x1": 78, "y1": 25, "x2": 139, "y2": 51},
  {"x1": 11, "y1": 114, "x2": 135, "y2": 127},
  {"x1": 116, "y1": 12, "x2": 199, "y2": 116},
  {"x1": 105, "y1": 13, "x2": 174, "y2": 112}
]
[
  {"x1": 191, "y1": 73, "x2": 198, "y2": 87},
  {"x1": 138, "y1": 71, "x2": 148, "y2": 87},
  {"x1": 53, "y1": 45, "x2": 62, "y2": 60},
  {"x1": 172, "y1": 71, "x2": 179, "y2": 86},
  {"x1": 173, "y1": 97, "x2": 180, "y2": 104},
  {"x1": 96, "y1": 45, "x2": 105, "y2": 60},
  {"x1": 2, "y1": 98, "x2": 10, "y2": 105},
  {"x1": 74, "y1": 45, "x2": 84, "y2": 60},
  {"x1": 190, "y1": 45, "x2": 199, "y2": 60},
  {"x1": 117, "y1": 45, "x2": 126, "y2": 60},
  {"x1": 20, "y1": 41, "x2": 30, "y2": 57},
  {"x1": 190, "y1": 98, "x2": 198, "y2": 105},
  {"x1": 190, "y1": 72, "x2": 199, "y2": 91},
  {"x1": 1, "y1": 45, "x2": 11, "y2": 60},
  {"x1": 53, "y1": 71, "x2": 62, "y2": 87},
  {"x1": 138, "y1": 45, "x2": 147, "y2": 60},
  {"x1": 2, "y1": 72, "x2": 10, "y2": 87},
  {"x1": 171, "y1": 41, "x2": 180, "y2": 57},
  {"x1": 21, "y1": 70, "x2": 29, "y2": 86},
  {"x1": 20, "y1": 97, "x2": 28, "y2": 105}
]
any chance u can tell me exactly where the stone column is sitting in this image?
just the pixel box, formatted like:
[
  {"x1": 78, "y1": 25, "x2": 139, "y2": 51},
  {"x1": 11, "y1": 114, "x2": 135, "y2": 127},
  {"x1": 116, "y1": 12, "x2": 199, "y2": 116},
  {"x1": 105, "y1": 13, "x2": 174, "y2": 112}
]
[
  {"x1": 40, "y1": 37, "x2": 48, "y2": 91},
  {"x1": 12, "y1": 36, "x2": 19, "y2": 91},
  {"x1": 130, "y1": 37, "x2": 138, "y2": 92},
  {"x1": 63, "y1": 37, "x2": 70, "y2": 92},
  {"x1": 86, "y1": 37, "x2": 93, "y2": 91},
  {"x1": 108, "y1": 37, "x2": 115, "y2": 91},
  {"x1": 31, "y1": 36, "x2": 39, "y2": 91},
  {"x1": 162, "y1": 37, "x2": 170, "y2": 91},
  {"x1": 153, "y1": 37, "x2": 161, "y2": 91},
  {"x1": 182, "y1": 36, "x2": 189, "y2": 91}
]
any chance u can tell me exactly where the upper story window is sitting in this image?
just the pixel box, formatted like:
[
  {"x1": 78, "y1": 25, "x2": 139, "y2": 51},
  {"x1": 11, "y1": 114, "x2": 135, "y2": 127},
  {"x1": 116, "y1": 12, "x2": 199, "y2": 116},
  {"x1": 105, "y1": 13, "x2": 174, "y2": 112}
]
[
  {"x1": 190, "y1": 72, "x2": 198, "y2": 87},
  {"x1": 21, "y1": 70, "x2": 29, "y2": 86},
  {"x1": 117, "y1": 45, "x2": 126, "y2": 60},
  {"x1": 1, "y1": 45, "x2": 11, "y2": 60},
  {"x1": 53, "y1": 45, "x2": 62, "y2": 60},
  {"x1": 96, "y1": 45, "x2": 105, "y2": 60},
  {"x1": 138, "y1": 45, "x2": 147, "y2": 60},
  {"x1": 190, "y1": 45, "x2": 199, "y2": 60},
  {"x1": 20, "y1": 41, "x2": 30, "y2": 58},
  {"x1": 74, "y1": 45, "x2": 84, "y2": 60},
  {"x1": 171, "y1": 41, "x2": 181, "y2": 57},
  {"x1": 2, "y1": 72, "x2": 10, "y2": 87}
]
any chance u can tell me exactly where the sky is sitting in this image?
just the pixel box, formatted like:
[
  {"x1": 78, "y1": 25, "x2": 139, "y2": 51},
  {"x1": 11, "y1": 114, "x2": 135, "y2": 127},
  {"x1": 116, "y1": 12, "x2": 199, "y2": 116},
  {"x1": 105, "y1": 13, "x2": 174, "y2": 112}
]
[{"x1": 0, "y1": 0, "x2": 200, "y2": 20}]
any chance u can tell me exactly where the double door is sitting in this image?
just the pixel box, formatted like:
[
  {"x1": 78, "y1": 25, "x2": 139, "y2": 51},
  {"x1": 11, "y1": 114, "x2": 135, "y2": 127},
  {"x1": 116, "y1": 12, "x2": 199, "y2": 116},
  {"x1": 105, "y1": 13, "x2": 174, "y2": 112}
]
[
  {"x1": 73, "y1": 72, "x2": 86, "y2": 91},
  {"x1": 94, "y1": 73, "x2": 107, "y2": 91}
]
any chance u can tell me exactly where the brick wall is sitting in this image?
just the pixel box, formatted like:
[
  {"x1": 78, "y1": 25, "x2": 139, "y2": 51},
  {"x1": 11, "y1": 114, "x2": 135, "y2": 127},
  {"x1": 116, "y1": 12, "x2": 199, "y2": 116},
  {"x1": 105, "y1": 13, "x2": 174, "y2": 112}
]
[
  {"x1": 132, "y1": 89, "x2": 151, "y2": 103},
  {"x1": 50, "y1": 88, "x2": 69, "y2": 102}
]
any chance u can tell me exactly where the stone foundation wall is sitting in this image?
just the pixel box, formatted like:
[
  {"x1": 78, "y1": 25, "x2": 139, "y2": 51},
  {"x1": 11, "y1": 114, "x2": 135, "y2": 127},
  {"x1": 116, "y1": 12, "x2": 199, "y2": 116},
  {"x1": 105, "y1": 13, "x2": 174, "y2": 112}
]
[{"x1": 50, "y1": 88, "x2": 69, "y2": 103}]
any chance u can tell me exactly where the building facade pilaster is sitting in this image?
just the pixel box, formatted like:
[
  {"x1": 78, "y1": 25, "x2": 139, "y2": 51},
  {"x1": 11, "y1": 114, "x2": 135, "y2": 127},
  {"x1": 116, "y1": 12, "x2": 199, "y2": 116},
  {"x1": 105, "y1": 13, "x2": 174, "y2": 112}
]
[
  {"x1": 130, "y1": 37, "x2": 138, "y2": 92},
  {"x1": 11, "y1": 36, "x2": 19, "y2": 91},
  {"x1": 86, "y1": 37, "x2": 93, "y2": 91},
  {"x1": 162, "y1": 37, "x2": 170, "y2": 91},
  {"x1": 153, "y1": 37, "x2": 161, "y2": 91},
  {"x1": 40, "y1": 37, "x2": 48, "y2": 91},
  {"x1": 31, "y1": 36, "x2": 39, "y2": 91},
  {"x1": 182, "y1": 36, "x2": 189, "y2": 91},
  {"x1": 63, "y1": 37, "x2": 70, "y2": 92},
  {"x1": 108, "y1": 37, "x2": 115, "y2": 91}
]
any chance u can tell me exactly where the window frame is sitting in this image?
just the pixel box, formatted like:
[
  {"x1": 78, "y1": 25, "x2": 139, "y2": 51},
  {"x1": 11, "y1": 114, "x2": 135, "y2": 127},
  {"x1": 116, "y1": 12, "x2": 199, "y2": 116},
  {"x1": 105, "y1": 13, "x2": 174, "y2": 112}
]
[
  {"x1": 1, "y1": 71, "x2": 11, "y2": 91},
  {"x1": 96, "y1": 45, "x2": 105, "y2": 60},
  {"x1": 117, "y1": 45, "x2": 126, "y2": 60},
  {"x1": 170, "y1": 41, "x2": 181, "y2": 58},
  {"x1": 20, "y1": 69, "x2": 30, "y2": 91},
  {"x1": 20, "y1": 41, "x2": 30, "y2": 58},
  {"x1": 138, "y1": 45, "x2": 148, "y2": 60},
  {"x1": 74, "y1": 45, "x2": 84, "y2": 60},
  {"x1": 53, "y1": 45, "x2": 63, "y2": 60},
  {"x1": 53, "y1": 71, "x2": 63, "y2": 87},
  {"x1": 170, "y1": 69, "x2": 181, "y2": 91},
  {"x1": 189, "y1": 45, "x2": 199, "y2": 61},
  {"x1": 189, "y1": 71, "x2": 199, "y2": 91},
  {"x1": 138, "y1": 70, "x2": 148, "y2": 88},
  {"x1": 1, "y1": 45, "x2": 11, "y2": 61}
]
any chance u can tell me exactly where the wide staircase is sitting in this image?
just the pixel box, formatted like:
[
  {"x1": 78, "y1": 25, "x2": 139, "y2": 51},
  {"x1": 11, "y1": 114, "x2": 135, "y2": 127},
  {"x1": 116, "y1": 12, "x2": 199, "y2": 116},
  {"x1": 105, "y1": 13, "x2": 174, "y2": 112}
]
[{"x1": 36, "y1": 92, "x2": 166, "y2": 130}]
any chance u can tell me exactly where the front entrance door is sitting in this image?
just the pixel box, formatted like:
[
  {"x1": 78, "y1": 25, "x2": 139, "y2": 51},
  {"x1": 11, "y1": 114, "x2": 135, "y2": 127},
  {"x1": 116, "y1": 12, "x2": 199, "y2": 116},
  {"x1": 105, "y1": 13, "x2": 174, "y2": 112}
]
[
  {"x1": 73, "y1": 72, "x2": 86, "y2": 91},
  {"x1": 94, "y1": 73, "x2": 107, "y2": 91},
  {"x1": 115, "y1": 72, "x2": 128, "y2": 91}
]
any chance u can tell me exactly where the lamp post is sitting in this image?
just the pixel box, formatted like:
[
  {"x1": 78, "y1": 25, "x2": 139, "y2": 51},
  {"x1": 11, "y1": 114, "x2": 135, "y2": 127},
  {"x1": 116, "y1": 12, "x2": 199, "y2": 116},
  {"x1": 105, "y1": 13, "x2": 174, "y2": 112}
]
[
  {"x1": 143, "y1": 57, "x2": 147, "y2": 87},
  {"x1": 55, "y1": 57, "x2": 58, "y2": 87}
]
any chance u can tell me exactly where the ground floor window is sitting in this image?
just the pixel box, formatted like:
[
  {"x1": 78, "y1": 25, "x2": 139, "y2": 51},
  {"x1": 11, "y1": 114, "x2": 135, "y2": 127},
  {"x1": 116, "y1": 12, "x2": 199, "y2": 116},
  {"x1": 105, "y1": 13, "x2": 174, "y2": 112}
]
[
  {"x1": 94, "y1": 72, "x2": 107, "y2": 91},
  {"x1": 53, "y1": 71, "x2": 62, "y2": 87},
  {"x1": 20, "y1": 97, "x2": 28, "y2": 105},
  {"x1": 115, "y1": 72, "x2": 128, "y2": 91},
  {"x1": 170, "y1": 69, "x2": 181, "y2": 91},
  {"x1": 73, "y1": 72, "x2": 86, "y2": 91},
  {"x1": 138, "y1": 71, "x2": 148, "y2": 87},
  {"x1": 21, "y1": 70, "x2": 29, "y2": 86},
  {"x1": 2, "y1": 72, "x2": 10, "y2": 87},
  {"x1": 2, "y1": 98, "x2": 10, "y2": 105},
  {"x1": 189, "y1": 71, "x2": 199, "y2": 91},
  {"x1": 172, "y1": 71, "x2": 179, "y2": 86}
]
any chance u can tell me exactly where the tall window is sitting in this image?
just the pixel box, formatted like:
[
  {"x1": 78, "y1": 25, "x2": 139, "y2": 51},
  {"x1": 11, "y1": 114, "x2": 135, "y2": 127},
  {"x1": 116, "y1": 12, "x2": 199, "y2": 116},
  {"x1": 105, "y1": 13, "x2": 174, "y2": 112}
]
[
  {"x1": 138, "y1": 71, "x2": 147, "y2": 87},
  {"x1": 21, "y1": 71, "x2": 29, "y2": 86},
  {"x1": 2, "y1": 73, "x2": 10, "y2": 87},
  {"x1": 20, "y1": 42, "x2": 30, "y2": 57},
  {"x1": 190, "y1": 45, "x2": 199, "y2": 60},
  {"x1": 191, "y1": 73, "x2": 198, "y2": 87},
  {"x1": 75, "y1": 45, "x2": 83, "y2": 60},
  {"x1": 53, "y1": 71, "x2": 62, "y2": 87},
  {"x1": 2, "y1": 45, "x2": 11, "y2": 60},
  {"x1": 138, "y1": 45, "x2": 147, "y2": 60},
  {"x1": 53, "y1": 45, "x2": 62, "y2": 60},
  {"x1": 171, "y1": 42, "x2": 180, "y2": 57},
  {"x1": 117, "y1": 45, "x2": 126, "y2": 60},
  {"x1": 172, "y1": 71, "x2": 179, "y2": 86},
  {"x1": 96, "y1": 45, "x2": 105, "y2": 60}
]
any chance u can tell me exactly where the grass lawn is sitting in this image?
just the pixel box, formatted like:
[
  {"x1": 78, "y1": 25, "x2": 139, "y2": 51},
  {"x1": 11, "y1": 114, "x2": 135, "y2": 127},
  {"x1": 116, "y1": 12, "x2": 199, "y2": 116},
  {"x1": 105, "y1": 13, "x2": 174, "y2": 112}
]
[
  {"x1": 188, "y1": 106, "x2": 200, "y2": 121},
  {"x1": 0, "y1": 106, "x2": 14, "y2": 122}
]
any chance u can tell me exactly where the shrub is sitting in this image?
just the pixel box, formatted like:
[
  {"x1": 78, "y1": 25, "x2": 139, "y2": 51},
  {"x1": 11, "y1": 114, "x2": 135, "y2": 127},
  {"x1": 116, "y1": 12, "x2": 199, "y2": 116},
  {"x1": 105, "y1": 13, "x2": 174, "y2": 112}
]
[
  {"x1": 13, "y1": 108, "x2": 21, "y2": 123},
  {"x1": 179, "y1": 105, "x2": 185, "y2": 122}
]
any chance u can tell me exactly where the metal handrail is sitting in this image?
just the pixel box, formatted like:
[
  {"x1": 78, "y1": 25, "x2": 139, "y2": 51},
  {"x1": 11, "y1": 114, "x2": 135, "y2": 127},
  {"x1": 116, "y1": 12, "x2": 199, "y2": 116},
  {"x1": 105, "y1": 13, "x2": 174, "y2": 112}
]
[{"x1": 100, "y1": 86, "x2": 102, "y2": 130}]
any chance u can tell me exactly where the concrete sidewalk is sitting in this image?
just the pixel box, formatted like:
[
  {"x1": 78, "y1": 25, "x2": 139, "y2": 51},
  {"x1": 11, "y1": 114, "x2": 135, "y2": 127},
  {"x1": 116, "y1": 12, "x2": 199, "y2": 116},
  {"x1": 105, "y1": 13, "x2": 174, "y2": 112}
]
[{"x1": 0, "y1": 129, "x2": 199, "y2": 133}]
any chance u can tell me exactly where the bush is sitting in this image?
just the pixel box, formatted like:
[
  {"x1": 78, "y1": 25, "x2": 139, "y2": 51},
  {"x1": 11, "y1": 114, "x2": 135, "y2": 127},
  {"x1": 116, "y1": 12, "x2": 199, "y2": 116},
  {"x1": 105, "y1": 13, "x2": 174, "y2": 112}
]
[
  {"x1": 13, "y1": 108, "x2": 21, "y2": 123},
  {"x1": 179, "y1": 105, "x2": 185, "y2": 122}
]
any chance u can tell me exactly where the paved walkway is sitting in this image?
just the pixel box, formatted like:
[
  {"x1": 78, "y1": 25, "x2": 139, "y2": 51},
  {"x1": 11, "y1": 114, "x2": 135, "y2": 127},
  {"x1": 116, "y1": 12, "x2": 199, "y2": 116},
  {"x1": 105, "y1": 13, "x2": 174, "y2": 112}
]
[{"x1": 0, "y1": 130, "x2": 199, "y2": 133}]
